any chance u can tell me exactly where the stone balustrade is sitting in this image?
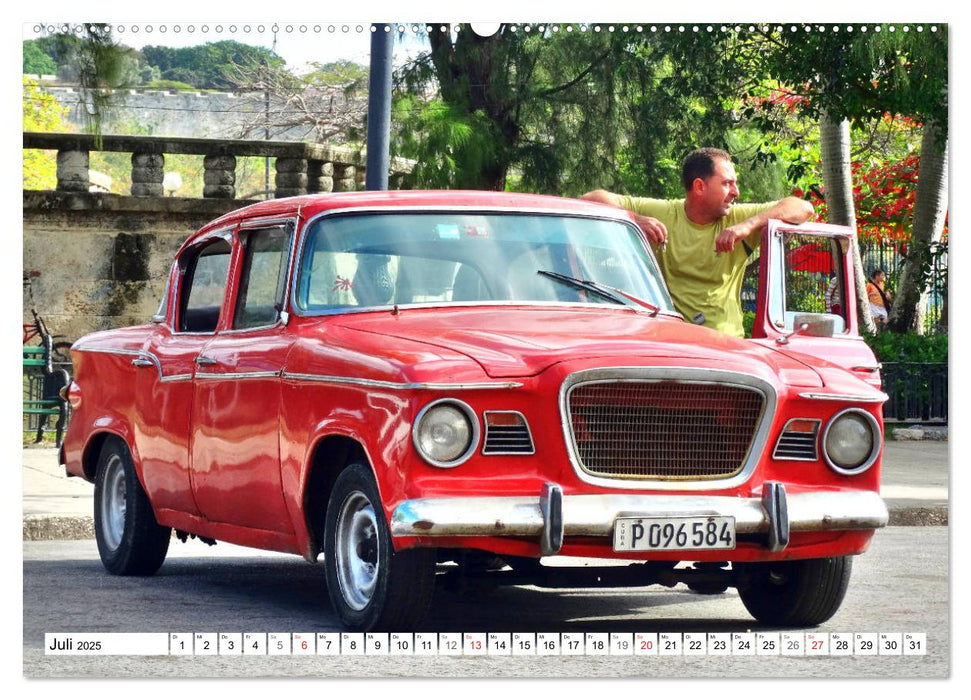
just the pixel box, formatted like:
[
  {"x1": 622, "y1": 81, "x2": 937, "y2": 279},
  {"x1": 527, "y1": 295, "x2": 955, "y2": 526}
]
[{"x1": 24, "y1": 132, "x2": 411, "y2": 199}]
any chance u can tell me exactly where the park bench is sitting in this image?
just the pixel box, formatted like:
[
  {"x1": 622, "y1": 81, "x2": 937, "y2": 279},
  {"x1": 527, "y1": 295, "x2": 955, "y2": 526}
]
[{"x1": 23, "y1": 345, "x2": 69, "y2": 446}]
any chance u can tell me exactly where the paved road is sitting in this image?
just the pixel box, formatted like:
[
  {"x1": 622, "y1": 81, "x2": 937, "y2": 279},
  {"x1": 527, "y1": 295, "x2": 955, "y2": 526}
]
[{"x1": 23, "y1": 526, "x2": 948, "y2": 679}]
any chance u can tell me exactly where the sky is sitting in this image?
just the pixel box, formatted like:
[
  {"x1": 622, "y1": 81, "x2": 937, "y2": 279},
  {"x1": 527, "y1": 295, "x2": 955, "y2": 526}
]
[{"x1": 22, "y1": 21, "x2": 434, "y2": 74}]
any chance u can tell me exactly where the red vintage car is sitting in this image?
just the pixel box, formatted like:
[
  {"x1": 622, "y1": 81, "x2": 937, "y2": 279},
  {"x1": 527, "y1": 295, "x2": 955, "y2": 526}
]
[{"x1": 60, "y1": 190, "x2": 888, "y2": 632}]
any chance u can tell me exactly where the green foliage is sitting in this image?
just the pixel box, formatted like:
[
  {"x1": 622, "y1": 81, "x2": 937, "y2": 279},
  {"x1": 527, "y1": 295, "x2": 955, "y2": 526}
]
[
  {"x1": 393, "y1": 26, "x2": 752, "y2": 194},
  {"x1": 23, "y1": 41, "x2": 57, "y2": 74},
  {"x1": 23, "y1": 77, "x2": 70, "y2": 189},
  {"x1": 392, "y1": 96, "x2": 498, "y2": 189},
  {"x1": 305, "y1": 60, "x2": 368, "y2": 90},
  {"x1": 143, "y1": 79, "x2": 197, "y2": 91},
  {"x1": 743, "y1": 310, "x2": 755, "y2": 338},
  {"x1": 140, "y1": 41, "x2": 285, "y2": 89},
  {"x1": 865, "y1": 330, "x2": 948, "y2": 363}
]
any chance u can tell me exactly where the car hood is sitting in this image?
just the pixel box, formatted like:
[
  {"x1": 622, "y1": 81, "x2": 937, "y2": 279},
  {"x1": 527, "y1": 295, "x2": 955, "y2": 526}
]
[{"x1": 333, "y1": 306, "x2": 825, "y2": 387}]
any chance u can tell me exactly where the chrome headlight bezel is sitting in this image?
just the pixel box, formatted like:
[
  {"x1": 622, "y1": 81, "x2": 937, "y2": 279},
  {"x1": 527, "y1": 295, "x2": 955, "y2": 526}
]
[
  {"x1": 821, "y1": 408, "x2": 882, "y2": 475},
  {"x1": 412, "y1": 398, "x2": 480, "y2": 468}
]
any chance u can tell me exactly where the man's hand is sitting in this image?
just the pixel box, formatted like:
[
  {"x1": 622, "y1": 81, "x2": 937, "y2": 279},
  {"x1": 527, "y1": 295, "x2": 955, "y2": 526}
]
[
  {"x1": 634, "y1": 214, "x2": 668, "y2": 245},
  {"x1": 715, "y1": 224, "x2": 749, "y2": 252}
]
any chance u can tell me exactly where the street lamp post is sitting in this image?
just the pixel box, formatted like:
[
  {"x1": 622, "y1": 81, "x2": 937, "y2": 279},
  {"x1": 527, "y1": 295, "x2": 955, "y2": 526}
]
[{"x1": 365, "y1": 24, "x2": 394, "y2": 191}]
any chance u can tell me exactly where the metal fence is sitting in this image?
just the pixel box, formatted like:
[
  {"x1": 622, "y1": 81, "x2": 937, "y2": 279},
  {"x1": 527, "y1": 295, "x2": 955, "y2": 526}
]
[
  {"x1": 881, "y1": 362, "x2": 948, "y2": 424},
  {"x1": 741, "y1": 239, "x2": 948, "y2": 333},
  {"x1": 861, "y1": 240, "x2": 948, "y2": 333}
]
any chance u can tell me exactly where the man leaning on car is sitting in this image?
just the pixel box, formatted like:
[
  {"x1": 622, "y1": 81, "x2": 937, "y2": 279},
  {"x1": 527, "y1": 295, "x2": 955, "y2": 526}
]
[{"x1": 582, "y1": 147, "x2": 814, "y2": 338}]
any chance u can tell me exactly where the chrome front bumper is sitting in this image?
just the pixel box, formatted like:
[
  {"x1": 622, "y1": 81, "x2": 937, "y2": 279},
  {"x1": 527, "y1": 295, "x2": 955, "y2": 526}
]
[{"x1": 389, "y1": 482, "x2": 889, "y2": 556}]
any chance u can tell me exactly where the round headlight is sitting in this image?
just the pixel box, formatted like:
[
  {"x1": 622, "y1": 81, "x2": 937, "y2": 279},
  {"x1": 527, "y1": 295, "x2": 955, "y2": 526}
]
[
  {"x1": 413, "y1": 400, "x2": 479, "y2": 467},
  {"x1": 823, "y1": 409, "x2": 880, "y2": 474}
]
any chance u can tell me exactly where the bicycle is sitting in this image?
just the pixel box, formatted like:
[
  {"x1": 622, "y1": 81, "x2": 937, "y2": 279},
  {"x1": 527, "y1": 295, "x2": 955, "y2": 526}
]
[
  {"x1": 23, "y1": 274, "x2": 73, "y2": 367},
  {"x1": 23, "y1": 273, "x2": 73, "y2": 445}
]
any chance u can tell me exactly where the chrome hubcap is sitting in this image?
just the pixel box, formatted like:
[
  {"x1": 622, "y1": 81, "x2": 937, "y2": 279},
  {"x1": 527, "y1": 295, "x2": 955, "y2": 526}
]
[
  {"x1": 100, "y1": 455, "x2": 127, "y2": 551},
  {"x1": 335, "y1": 491, "x2": 379, "y2": 611}
]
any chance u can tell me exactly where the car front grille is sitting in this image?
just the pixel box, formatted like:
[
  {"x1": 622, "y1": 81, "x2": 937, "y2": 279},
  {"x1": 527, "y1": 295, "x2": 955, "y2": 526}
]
[{"x1": 565, "y1": 378, "x2": 766, "y2": 481}]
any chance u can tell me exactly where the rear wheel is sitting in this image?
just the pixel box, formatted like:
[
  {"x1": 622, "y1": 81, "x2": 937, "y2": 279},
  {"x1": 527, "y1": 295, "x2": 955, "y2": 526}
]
[
  {"x1": 737, "y1": 556, "x2": 852, "y2": 626},
  {"x1": 93, "y1": 437, "x2": 170, "y2": 575},
  {"x1": 323, "y1": 464, "x2": 436, "y2": 631}
]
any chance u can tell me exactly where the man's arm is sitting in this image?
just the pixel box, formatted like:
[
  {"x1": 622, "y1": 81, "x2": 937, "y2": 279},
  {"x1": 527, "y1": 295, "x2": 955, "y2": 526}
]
[
  {"x1": 582, "y1": 190, "x2": 669, "y2": 244},
  {"x1": 715, "y1": 197, "x2": 814, "y2": 253}
]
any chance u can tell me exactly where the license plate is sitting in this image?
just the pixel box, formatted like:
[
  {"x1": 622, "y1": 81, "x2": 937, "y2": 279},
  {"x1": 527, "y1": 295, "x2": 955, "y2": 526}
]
[{"x1": 613, "y1": 516, "x2": 736, "y2": 552}]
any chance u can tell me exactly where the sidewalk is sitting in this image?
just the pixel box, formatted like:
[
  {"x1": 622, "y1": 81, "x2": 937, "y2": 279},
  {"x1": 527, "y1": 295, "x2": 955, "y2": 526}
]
[{"x1": 21, "y1": 440, "x2": 949, "y2": 540}]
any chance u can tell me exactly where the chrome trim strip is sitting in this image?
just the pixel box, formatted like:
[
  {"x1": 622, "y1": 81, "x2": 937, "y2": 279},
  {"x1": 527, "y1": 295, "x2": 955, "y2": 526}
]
[
  {"x1": 281, "y1": 371, "x2": 522, "y2": 391},
  {"x1": 558, "y1": 367, "x2": 777, "y2": 491},
  {"x1": 292, "y1": 301, "x2": 678, "y2": 319},
  {"x1": 390, "y1": 490, "x2": 889, "y2": 538},
  {"x1": 73, "y1": 346, "x2": 193, "y2": 383},
  {"x1": 238, "y1": 215, "x2": 299, "y2": 230},
  {"x1": 798, "y1": 392, "x2": 888, "y2": 403},
  {"x1": 195, "y1": 370, "x2": 282, "y2": 380}
]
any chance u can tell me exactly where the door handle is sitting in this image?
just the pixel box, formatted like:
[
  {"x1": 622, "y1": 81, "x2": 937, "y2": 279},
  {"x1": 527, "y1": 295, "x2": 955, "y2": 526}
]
[
  {"x1": 194, "y1": 355, "x2": 218, "y2": 366},
  {"x1": 131, "y1": 358, "x2": 155, "y2": 368}
]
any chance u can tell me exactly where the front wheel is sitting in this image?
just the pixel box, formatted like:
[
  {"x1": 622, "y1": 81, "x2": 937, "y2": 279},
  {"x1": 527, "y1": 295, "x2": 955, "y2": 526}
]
[
  {"x1": 323, "y1": 464, "x2": 436, "y2": 631},
  {"x1": 736, "y1": 556, "x2": 852, "y2": 626},
  {"x1": 93, "y1": 437, "x2": 171, "y2": 575}
]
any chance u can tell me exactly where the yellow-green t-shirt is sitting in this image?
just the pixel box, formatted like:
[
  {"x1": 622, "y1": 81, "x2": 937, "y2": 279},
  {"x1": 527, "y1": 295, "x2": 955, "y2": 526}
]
[{"x1": 608, "y1": 195, "x2": 774, "y2": 337}]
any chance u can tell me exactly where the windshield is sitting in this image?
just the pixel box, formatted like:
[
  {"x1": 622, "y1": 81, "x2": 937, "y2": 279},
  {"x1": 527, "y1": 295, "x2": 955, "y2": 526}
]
[{"x1": 294, "y1": 212, "x2": 673, "y2": 313}]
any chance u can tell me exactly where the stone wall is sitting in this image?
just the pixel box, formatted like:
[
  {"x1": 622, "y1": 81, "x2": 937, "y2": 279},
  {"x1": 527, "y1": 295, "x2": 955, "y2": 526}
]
[
  {"x1": 43, "y1": 86, "x2": 360, "y2": 143},
  {"x1": 23, "y1": 192, "x2": 248, "y2": 342}
]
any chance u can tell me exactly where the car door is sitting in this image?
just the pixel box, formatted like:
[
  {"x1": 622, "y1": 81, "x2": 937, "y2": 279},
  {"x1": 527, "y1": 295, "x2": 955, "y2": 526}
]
[
  {"x1": 188, "y1": 221, "x2": 298, "y2": 533},
  {"x1": 133, "y1": 230, "x2": 235, "y2": 516},
  {"x1": 751, "y1": 219, "x2": 882, "y2": 389}
]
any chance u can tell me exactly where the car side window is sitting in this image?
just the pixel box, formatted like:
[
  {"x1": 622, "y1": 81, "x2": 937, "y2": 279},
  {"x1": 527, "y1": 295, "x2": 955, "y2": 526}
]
[
  {"x1": 234, "y1": 227, "x2": 292, "y2": 330},
  {"x1": 179, "y1": 237, "x2": 233, "y2": 333}
]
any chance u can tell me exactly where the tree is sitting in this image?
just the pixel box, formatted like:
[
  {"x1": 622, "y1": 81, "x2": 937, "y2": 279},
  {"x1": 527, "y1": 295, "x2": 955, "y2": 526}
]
[
  {"x1": 23, "y1": 77, "x2": 70, "y2": 189},
  {"x1": 223, "y1": 59, "x2": 368, "y2": 144},
  {"x1": 819, "y1": 115, "x2": 876, "y2": 333},
  {"x1": 888, "y1": 120, "x2": 948, "y2": 332},
  {"x1": 392, "y1": 25, "x2": 750, "y2": 194},
  {"x1": 748, "y1": 24, "x2": 948, "y2": 334},
  {"x1": 22, "y1": 40, "x2": 57, "y2": 75},
  {"x1": 140, "y1": 40, "x2": 284, "y2": 89}
]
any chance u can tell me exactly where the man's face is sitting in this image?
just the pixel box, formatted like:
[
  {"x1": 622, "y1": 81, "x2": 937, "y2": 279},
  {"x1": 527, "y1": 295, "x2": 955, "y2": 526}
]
[{"x1": 696, "y1": 158, "x2": 740, "y2": 219}]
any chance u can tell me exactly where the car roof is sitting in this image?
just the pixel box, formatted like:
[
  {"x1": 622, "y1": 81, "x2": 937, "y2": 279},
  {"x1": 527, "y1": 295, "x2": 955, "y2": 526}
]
[{"x1": 193, "y1": 190, "x2": 629, "y2": 240}]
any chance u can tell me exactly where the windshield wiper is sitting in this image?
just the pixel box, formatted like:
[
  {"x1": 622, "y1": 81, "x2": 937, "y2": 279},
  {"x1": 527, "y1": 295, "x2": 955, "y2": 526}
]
[{"x1": 536, "y1": 270, "x2": 660, "y2": 316}]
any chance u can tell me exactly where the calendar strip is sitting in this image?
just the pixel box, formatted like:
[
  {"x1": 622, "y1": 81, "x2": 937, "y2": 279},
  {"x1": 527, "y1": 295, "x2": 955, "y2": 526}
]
[{"x1": 44, "y1": 632, "x2": 927, "y2": 656}]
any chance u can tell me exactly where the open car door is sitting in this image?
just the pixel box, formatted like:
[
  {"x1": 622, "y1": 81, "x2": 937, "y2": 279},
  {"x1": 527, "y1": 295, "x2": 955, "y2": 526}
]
[{"x1": 751, "y1": 219, "x2": 882, "y2": 390}]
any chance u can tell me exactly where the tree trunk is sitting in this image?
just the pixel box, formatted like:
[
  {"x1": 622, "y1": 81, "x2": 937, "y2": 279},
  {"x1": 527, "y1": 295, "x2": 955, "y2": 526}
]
[
  {"x1": 820, "y1": 115, "x2": 876, "y2": 334},
  {"x1": 887, "y1": 119, "x2": 949, "y2": 333}
]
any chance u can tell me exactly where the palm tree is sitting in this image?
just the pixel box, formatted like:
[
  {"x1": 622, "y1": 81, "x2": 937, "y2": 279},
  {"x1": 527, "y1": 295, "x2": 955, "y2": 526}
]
[
  {"x1": 819, "y1": 114, "x2": 877, "y2": 335},
  {"x1": 887, "y1": 119, "x2": 949, "y2": 333}
]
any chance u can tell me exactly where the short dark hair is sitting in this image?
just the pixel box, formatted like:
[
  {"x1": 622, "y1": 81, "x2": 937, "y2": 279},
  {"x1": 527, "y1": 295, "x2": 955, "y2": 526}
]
[{"x1": 681, "y1": 147, "x2": 732, "y2": 191}]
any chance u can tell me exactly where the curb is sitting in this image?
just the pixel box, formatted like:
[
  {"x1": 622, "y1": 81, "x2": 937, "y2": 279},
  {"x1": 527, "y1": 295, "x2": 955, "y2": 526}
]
[
  {"x1": 23, "y1": 516, "x2": 93, "y2": 541},
  {"x1": 22, "y1": 506, "x2": 949, "y2": 541},
  {"x1": 887, "y1": 506, "x2": 948, "y2": 527},
  {"x1": 887, "y1": 427, "x2": 949, "y2": 442}
]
